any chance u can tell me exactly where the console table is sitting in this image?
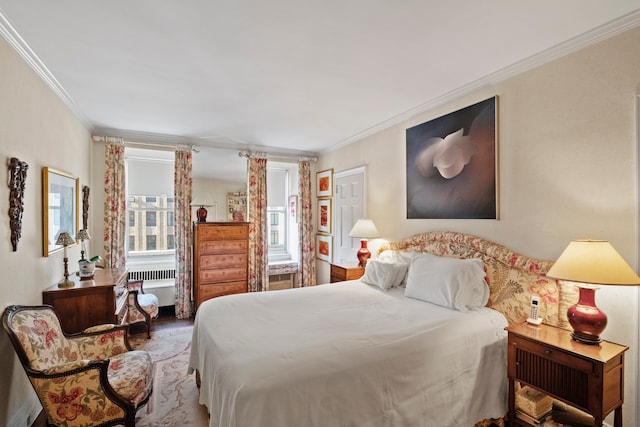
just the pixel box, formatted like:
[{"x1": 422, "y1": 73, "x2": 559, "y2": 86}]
[{"x1": 42, "y1": 268, "x2": 128, "y2": 334}]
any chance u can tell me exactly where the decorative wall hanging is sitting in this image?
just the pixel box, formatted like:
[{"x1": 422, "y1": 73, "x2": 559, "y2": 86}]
[
  {"x1": 316, "y1": 169, "x2": 333, "y2": 198},
  {"x1": 7, "y1": 157, "x2": 28, "y2": 251},
  {"x1": 406, "y1": 96, "x2": 498, "y2": 219},
  {"x1": 82, "y1": 185, "x2": 90, "y2": 230},
  {"x1": 316, "y1": 234, "x2": 333, "y2": 262},
  {"x1": 317, "y1": 198, "x2": 332, "y2": 234},
  {"x1": 42, "y1": 167, "x2": 79, "y2": 257}
]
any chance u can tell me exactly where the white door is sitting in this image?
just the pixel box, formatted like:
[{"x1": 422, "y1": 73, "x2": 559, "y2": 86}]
[{"x1": 333, "y1": 167, "x2": 366, "y2": 264}]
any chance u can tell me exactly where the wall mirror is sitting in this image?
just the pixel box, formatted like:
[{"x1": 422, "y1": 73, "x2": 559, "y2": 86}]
[{"x1": 42, "y1": 167, "x2": 79, "y2": 256}]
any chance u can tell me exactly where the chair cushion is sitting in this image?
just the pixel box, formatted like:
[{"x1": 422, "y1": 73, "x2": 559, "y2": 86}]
[
  {"x1": 137, "y1": 293, "x2": 159, "y2": 319},
  {"x1": 107, "y1": 350, "x2": 153, "y2": 406}
]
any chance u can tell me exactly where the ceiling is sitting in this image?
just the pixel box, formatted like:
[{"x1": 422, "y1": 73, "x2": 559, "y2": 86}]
[{"x1": 1, "y1": 1, "x2": 640, "y2": 180}]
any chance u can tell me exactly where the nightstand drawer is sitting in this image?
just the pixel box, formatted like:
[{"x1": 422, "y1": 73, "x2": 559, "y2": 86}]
[
  {"x1": 330, "y1": 263, "x2": 365, "y2": 283},
  {"x1": 511, "y1": 335, "x2": 594, "y2": 373}
]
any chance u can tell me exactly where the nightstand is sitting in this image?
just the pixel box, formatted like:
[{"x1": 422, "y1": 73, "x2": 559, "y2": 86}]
[
  {"x1": 330, "y1": 262, "x2": 365, "y2": 283},
  {"x1": 506, "y1": 322, "x2": 628, "y2": 427}
]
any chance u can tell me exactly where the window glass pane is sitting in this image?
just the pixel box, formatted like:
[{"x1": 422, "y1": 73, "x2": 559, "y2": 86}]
[
  {"x1": 146, "y1": 235, "x2": 156, "y2": 250},
  {"x1": 146, "y1": 211, "x2": 157, "y2": 226}
]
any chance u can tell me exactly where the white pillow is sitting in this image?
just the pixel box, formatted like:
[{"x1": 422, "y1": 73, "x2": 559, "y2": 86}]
[
  {"x1": 361, "y1": 259, "x2": 410, "y2": 291},
  {"x1": 377, "y1": 250, "x2": 417, "y2": 264},
  {"x1": 404, "y1": 253, "x2": 489, "y2": 311}
]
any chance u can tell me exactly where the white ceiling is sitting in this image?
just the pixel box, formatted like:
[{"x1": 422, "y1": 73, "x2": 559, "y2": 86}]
[{"x1": 1, "y1": 1, "x2": 640, "y2": 180}]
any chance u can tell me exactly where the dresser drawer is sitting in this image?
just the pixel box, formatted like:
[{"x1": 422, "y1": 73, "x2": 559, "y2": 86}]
[
  {"x1": 199, "y1": 267, "x2": 247, "y2": 283},
  {"x1": 199, "y1": 225, "x2": 248, "y2": 240},
  {"x1": 200, "y1": 253, "x2": 247, "y2": 269},
  {"x1": 200, "y1": 239, "x2": 248, "y2": 255},
  {"x1": 197, "y1": 281, "x2": 247, "y2": 305}
]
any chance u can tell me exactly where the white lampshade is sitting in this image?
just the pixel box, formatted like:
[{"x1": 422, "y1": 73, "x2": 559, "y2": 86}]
[
  {"x1": 191, "y1": 194, "x2": 214, "y2": 207},
  {"x1": 546, "y1": 240, "x2": 640, "y2": 285},
  {"x1": 348, "y1": 219, "x2": 380, "y2": 239}
]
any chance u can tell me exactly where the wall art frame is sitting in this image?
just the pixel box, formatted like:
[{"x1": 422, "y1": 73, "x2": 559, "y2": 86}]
[
  {"x1": 405, "y1": 96, "x2": 498, "y2": 219},
  {"x1": 316, "y1": 233, "x2": 333, "y2": 262},
  {"x1": 43, "y1": 167, "x2": 79, "y2": 257},
  {"x1": 317, "y1": 198, "x2": 332, "y2": 234},
  {"x1": 316, "y1": 168, "x2": 333, "y2": 198},
  {"x1": 289, "y1": 195, "x2": 298, "y2": 222}
]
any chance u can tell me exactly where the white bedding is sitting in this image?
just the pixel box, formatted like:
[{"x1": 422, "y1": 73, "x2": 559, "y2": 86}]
[{"x1": 188, "y1": 280, "x2": 508, "y2": 427}]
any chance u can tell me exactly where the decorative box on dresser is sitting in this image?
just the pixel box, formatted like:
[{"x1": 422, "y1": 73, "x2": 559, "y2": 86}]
[
  {"x1": 193, "y1": 222, "x2": 249, "y2": 309},
  {"x1": 42, "y1": 268, "x2": 128, "y2": 334},
  {"x1": 506, "y1": 322, "x2": 627, "y2": 427}
]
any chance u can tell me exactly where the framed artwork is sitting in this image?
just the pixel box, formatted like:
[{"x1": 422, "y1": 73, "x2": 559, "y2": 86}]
[
  {"x1": 42, "y1": 167, "x2": 79, "y2": 257},
  {"x1": 406, "y1": 96, "x2": 498, "y2": 219},
  {"x1": 316, "y1": 168, "x2": 333, "y2": 198},
  {"x1": 317, "y1": 198, "x2": 332, "y2": 234},
  {"x1": 316, "y1": 234, "x2": 333, "y2": 262},
  {"x1": 289, "y1": 195, "x2": 298, "y2": 222}
]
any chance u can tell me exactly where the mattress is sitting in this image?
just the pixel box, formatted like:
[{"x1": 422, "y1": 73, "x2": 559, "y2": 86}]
[{"x1": 188, "y1": 280, "x2": 508, "y2": 427}]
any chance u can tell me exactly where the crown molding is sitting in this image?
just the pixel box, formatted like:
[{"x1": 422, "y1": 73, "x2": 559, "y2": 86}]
[{"x1": 323, "y1": 9, "x2": 640, "y2": 154}]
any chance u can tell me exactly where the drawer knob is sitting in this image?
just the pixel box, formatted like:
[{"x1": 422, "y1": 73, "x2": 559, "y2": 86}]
[{"x1": 545, "y1": 349, "x2": 552, "y2": 355}]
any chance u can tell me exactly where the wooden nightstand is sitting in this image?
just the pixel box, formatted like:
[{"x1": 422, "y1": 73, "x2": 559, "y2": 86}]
[
  {"x1": 506, "y1": 322, "x2": 628, "y2": 427},
  {"x1": 330, "y1": 262, "x2": 365, "y2": 283}
]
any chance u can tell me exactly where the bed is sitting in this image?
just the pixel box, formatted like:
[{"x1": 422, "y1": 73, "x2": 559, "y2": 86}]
[{"x1": 188, "y1": 231, "x2": 577, "y2": 427}]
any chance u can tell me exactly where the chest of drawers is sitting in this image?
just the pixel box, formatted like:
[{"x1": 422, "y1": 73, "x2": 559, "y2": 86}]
[{"x1": 193, "y1": 222, "x2": 249, "y2": 309}]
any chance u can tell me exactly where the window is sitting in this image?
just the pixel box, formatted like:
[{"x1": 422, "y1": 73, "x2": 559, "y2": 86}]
[
  {"x1": 267, "y1": 162, "x2": 299, "y2": 263},
  {"x1": 125, "y1": 148, "x2": 175, "y2": 265}
]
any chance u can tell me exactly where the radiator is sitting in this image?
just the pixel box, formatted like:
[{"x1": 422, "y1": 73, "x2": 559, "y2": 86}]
[
  {"x1": 127, "y1": 267, "x2": 176, "y2": 307},
  {"x1": 269, "y1": 273, "x2": 294, "y2": 291}
]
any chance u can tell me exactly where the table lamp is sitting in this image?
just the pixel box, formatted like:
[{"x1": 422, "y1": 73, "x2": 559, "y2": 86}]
[
  {"x1": 348, "y1": 219, "x2": 380, "y2": 267},
  {"x1": 546, "y1": 239, "x2": 640, "y2": 344},
  {"x1": 191, "y1": 194, "x2": 214, "y2": 222},
  {"x1": 55, "y1": 231, "x2": 76, "y2": 288},
  {"x1": 77, "y1": 228, "x2": 91, "y2": 260}
]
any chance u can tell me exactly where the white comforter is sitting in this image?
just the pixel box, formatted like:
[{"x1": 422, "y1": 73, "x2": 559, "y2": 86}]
[{"x1": 189, "y1": 280, "x2": 508, "y2": 427}]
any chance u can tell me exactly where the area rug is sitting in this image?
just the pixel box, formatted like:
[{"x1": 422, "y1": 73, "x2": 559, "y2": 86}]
[{"x1": 130, "y1": 326, "x2": 209, "y2": 426}]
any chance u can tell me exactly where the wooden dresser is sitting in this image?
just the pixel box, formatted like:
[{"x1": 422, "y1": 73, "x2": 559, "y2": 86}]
[
  {"x1": 42, "y1": 268, "x2": 128, "y2": 334},
  {"x1": 193, "y1": 222, "x2": 249, "y2": 309}
]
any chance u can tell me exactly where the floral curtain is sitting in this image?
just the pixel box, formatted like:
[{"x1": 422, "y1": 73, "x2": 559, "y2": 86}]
[
  {"x1": 174, "y1": 148, "x2": 193, "y2": 319},
  {"x1": 247, "y1": 157, "x2": 268, "y2": 292},
  {"x1": 103, "y1": 140, "x2": 126, "y2": 269},
  {"x1": 297, "y1": 160, "x2": 316, "y2": 287}
]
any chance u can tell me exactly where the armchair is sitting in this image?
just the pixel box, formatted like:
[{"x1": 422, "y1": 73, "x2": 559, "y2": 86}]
[
  {"x1": 2, "y1": 305, "x2": 153, "y2": 427},
  {"x1": 126, "y1": 280, "x2": 160, "y2": 338}
]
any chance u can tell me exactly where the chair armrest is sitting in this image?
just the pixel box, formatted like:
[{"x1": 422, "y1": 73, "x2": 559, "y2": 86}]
[
  {"x1": 71, "y1": 324, "x2": 132, "y2": 359},
  {"x1": 41, "y1": 359, "x2": 92, "y2": 375}
]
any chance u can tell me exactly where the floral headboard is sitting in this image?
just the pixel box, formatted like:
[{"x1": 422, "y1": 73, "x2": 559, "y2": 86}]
[{"x1": 379, "y1": 231, "x2": 577, "y2": 329}]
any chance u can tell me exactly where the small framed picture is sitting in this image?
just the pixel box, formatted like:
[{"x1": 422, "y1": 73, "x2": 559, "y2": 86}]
[
  {"x1": 316, "y1": 234, "x2": 333, "y2": 262},
  {"x1": 316, "y1": 168, "x2": 333, "y2": 198},
  {"x1": 289, "y1": 195, "x2": 298, "y2": 222},
  {"x1": 317, "y1": 198, "x2": 332, "y2": 234}
]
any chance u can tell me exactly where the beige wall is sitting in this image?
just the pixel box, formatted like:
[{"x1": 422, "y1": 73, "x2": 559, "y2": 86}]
[
  {"x1": 317, "y1": 27, "x2": 640, "y2": 425},
  {"x1": 0, "y1": 37, "x2": 92, "y2": 425}
]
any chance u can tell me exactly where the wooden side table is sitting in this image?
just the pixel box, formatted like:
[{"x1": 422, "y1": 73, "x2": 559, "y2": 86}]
[
  {"x1": 506, "y1": 322, "x2": 627, "y2": 427},
  {"x1": 330, "y1": 262, "x2": 365, "y2": 283}
]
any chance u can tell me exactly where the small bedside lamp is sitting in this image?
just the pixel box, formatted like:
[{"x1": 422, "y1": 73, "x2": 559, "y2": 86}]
[
  {"x1": 546, "y1": 239, "x2": 640, "y2": 344},
  {"x1": 191, "y1": 194, "x2": 214, "y2": 222},
  {"x1": 56, "y1": 231, "x2": 76, "y2": 288},
  {"x1": 348, "y1": 219, "x2": 380, "y2": 267}
]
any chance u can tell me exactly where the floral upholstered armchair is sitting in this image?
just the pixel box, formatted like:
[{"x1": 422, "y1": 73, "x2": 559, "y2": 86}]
[
  {"x1": 126, "y1": 280, "x2": 159, "y2": 338},
  {"x1": 2, "y1": 305, "x2": 153, "y2": 427}
]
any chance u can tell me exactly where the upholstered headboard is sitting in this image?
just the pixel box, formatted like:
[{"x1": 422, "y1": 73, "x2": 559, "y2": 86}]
[{"x1": 379, "y1": 231, "x2": 577, "y2": 329}]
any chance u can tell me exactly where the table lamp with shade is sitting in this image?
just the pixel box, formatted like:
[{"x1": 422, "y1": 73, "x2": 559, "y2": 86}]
[
  {"x1": 55, "y1": 231, "x2": 76, "y2": 288},
  {"x1": 191, "y1": 194, "x2": 214, "y2": 222},
  {"x1": 546, "y1": 239, "x2": 640, "y2": 345},
  {"x1": 348, "y1": 219, "x2": 380, "y2": 267},
  {"x1": 76, "y1": 228, "x2": 91, "y2": 260}
]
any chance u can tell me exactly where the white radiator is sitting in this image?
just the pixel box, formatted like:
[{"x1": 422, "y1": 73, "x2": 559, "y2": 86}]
[
  {"x1": 269, "y1": 273, "x2": 294, "y2": 291},
  {"x1": 128, "y1": 267, "x2": 176, "y2": 307}
]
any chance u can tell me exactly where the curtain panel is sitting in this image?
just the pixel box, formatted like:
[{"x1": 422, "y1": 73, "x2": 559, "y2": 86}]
[
  {"x1": 174, "y1": 149, "x2": 193, "y2": 319},
  {"x1": 297, "y1": 160, "x2": 316, "y2": 287},
  {"x1": 247, "y1": 157, "x2": 268, "y2": 292},
  {"x1": 103, "y1": 140, "x2": 126, "y2": 269}
]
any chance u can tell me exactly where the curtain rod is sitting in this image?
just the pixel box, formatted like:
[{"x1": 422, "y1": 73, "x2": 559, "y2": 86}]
[
  {"x1": 238, "y1": 150, "x2": 317, "y2": 162},
  {"x1": 92, "y1": 135, "x2": 198, "y2": 152}
]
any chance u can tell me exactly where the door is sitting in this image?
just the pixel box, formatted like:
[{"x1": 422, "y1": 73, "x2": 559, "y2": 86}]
[{"x1": 333, "y1": 166, "x2": 366, "y2": 264}]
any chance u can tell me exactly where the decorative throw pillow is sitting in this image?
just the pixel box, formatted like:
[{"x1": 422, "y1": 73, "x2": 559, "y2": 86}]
[
  {"x1": 361, "y1": 259, "x2": 410, "y2": 291},
  {"x1": 404, "y1": 253, "x2": 489, "y2": 311}
]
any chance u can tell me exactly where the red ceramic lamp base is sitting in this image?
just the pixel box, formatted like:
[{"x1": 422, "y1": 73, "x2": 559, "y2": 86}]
[
  {"x1": 196, "y1": 206, "x2": 208, "y2": 222},
  {"x1": 567, "y1": 285, "x2": 607, "y2": 345},
  {"x1": 356, "y1": 239, "x2": 371, "y2": 267}
]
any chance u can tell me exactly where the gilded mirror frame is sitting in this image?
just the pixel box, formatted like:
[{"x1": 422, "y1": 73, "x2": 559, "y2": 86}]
[{"x1": 42, "y1": 167, "x2": 79, "y2": 256}]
